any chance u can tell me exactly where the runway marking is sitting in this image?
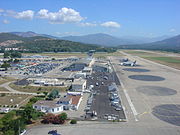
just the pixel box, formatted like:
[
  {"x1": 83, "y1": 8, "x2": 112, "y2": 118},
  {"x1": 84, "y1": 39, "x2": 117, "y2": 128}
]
[
  {"x1": 109, "y1": 56, "x2": 139, "y2": 122},
  {"x1": 121, "y1": 82, "x2": 139, "y2": 121},
  {"x1": 138, "y1": 111, "x2": 149, "y2": 118}
]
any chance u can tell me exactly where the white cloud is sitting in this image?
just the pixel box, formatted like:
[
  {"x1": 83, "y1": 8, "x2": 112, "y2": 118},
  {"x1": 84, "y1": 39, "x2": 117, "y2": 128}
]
[
  {"x1": 101, "y1": 21, "x2": 120, "y2": 28},
  {"x1": 37, "y1": 9, "x2": 49, "y2": 18},
  {"x1": 56, "y1": 31, "x2": 79, "y2": 36},
  {"x1": 2, "y1": 19, "x2": 10, "y2": 24},
  {"x1": 79, "y1": 22, "x2": 97, "y2": 27},
  {"x1": 3, "y1": 9, "x2": 34, "y2": 20},
  {"x1": 37, "y1": 8, "x2": 84, "y2": 24},
  {"x1": 15, "y1": 10, "x2": 34, "y2": 20},
  {"x1": 0, "y1": 8, "x2": 5, "y2": 16},
  {"x1": 0, "y1": 8, "x2": 4, "y2": 13},
  {"x1": 169, "y1": 28, "x2": 176, "y2": 32}
]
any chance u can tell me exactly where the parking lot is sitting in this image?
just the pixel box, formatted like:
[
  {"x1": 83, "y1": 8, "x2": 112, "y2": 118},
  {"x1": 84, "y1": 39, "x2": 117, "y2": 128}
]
[
  {"x1": 23, "y1": 63, "x2": 60, "y2": 76},
  {"x1": 85, "y1": 72, "x2": 126, "y2": 121}
]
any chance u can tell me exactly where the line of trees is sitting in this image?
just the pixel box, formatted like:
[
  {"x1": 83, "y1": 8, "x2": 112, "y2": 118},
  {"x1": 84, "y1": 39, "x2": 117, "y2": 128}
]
[
  {"x1": 4, "y1": 51, "x2": 22, "y2": 58},
  {"x1": 0, "y1": 105, "x2": 44, "y2": 135}
]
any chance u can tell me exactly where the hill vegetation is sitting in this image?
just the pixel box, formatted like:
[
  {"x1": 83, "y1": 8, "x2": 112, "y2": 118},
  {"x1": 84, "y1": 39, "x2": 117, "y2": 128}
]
[{"x1": 0, "y1": 33, "x2": 116, "y2": 53}]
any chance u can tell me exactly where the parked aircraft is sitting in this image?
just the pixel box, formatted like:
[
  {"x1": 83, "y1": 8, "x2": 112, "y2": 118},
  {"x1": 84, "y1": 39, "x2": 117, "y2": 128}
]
[{"x1": 120, "y1": 60, "x2": 136, "y2": 66}]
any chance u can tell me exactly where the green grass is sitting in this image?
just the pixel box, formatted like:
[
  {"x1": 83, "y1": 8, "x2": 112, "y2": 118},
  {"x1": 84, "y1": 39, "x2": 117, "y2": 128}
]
[
  {"x1": 94, "y1": 52, "x2": 124, "y2": 58},
  {"x1": 9, "y1": 83, "x2": 69, "y2": 93},
  {"x1": 123, "y1": 50, "x2": 154, "y2": 56},
  {"x1": 23, "y1": 52, "x2": 87, "y2": 58},
  {"x1": 143, "y1": 57, "x2": 180, "y2": 63},
  {"x1": 0, "y1": 87, "x2": 9, "y2": 91}
]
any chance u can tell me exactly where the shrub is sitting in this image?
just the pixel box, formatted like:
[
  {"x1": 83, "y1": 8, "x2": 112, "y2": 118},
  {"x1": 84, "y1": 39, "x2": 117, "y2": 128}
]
[
  {"x1": 0, "y1": 93, "x2": 6, "y2": 97},
  {"x1": 70, "y1": 119, "x2": 77, "y2": 124},
  {"x1": 41, "y1": 113, "x2": 68, "y2": 124},
  {"x1": 41, "y1": 113, "x2": 55, "y2": 124}
]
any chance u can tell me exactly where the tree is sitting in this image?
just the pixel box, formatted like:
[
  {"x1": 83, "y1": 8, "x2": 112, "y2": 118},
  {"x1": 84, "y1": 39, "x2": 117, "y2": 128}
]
[
  {"x1": 29, "y1": 97, "x2": 39, "y2": 104},
  {"x1": 43, "y1": 91, "x2": 48, "y2": 97},
  {"x1": 3, "y1": 52, "x2": 10, "y2": 58},
  {"x1": 47, "y1": 89, "x2": 59, "y2": 100},
  {"x1": 0, "y1": 111, "x2": 22, "y2": 135},
  {"x1": 3, "y1": 51, "x2": 21, "y2": 58},
  {"x1": 13, "y1": 59, "x2": 19, "y2": 63},
  {"x1": 70, "y1": 119, "x2": 77, "y2": 124},
  {"x1": 58, "y1": 113, "x2": 67, "y2": 124},
  {"x1": 22, "y1": 105, "x2": 40, "y2": 124},
  {"x1": 1, "y1": 62, "x2": 10, "y2": 70},
  {"x1": 4, "y1": 130, "x2": 15, "y2": 135}
]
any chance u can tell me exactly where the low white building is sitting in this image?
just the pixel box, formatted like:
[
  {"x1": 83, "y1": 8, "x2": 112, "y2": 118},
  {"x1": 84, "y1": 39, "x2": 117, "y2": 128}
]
[
  {"x1": 82, "y1": 67, "x2": 92, "y2": 76},
  {"x1": 57, "y1": 96, "x2": 72, "y2": 110},
  {"x1": 30, "y1": 78, "x2": 64, "y2": 86},
  {"x1": 33, "y1": 100, "x2": 63, "y2": 114},
  {"x1": 71, "y1": 79, "x2": 86, "y2": 92}
]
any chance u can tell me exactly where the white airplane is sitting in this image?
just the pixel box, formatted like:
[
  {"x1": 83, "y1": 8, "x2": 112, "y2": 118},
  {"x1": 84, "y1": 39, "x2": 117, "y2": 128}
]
[{"x1": 120, "y1": 60, "x2": 136, "y2": 66}]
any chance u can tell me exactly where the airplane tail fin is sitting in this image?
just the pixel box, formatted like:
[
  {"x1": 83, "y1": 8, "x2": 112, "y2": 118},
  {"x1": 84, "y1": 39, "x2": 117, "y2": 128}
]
[{"x1": 131, "y1": 61, "x2": 136, "y2": 66}]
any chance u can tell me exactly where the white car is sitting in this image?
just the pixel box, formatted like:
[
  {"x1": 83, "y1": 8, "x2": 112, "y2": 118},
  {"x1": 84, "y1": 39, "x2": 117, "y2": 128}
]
[{"x1": 20, "y1": 129, "x2": 26, "y2": 135}]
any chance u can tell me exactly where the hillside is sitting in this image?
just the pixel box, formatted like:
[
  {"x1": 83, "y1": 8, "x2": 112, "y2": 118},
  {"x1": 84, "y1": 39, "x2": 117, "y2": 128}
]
[
  {"x1": 0, "y1": 33, "x2": 25, "y2": 42},
  {"x1": 0, "y1": 33, "x2": 115, "y2": 53},
  {"x1": 118, "y1": 35, "x2": 180, "y2": 52}
]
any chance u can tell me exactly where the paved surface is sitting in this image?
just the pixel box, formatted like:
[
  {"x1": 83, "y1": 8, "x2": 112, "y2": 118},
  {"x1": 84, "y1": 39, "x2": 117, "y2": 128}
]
[
  {"x1": 128, "y1": 75, "x2": 165, "y2": 81},
  {"x1": 0, "y1": 81, "x2": 39, "y2": 95},
  {"x1": 136, "y1": 86, "x2": 177, "y2": 96},
  {"x1": 122, "y1": 68, "x2": 150, "y2": 72},
  {"x1": 25, "y1": 121, "x2": 180, "y2": 135},
  {"x1": 86, "y1": 71, "x2": 126, "y2": 121},
  {"x1": 26, "y1": 51, "x2": 180, "y2": 135}
]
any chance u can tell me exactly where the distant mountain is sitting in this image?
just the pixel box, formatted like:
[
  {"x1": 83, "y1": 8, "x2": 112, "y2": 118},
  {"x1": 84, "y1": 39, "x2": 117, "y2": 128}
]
[
  {"x1": 10, "y1": 31, "x2": 39, "y2": 37},
  {"x1": 9, "y1": 31, "x2": 172, "y2": 47},
  {"x1": 120, "y1": 35, "x2": 171, "y2": 44},
  {"x1": 10, "y1": 31, "x2": 58, "y2": 39},
  {"x1": 60, "y1": 33, "x2": 134, "y2": 46},
  {"x1": 148, "y1": 34, "x2": 180, "y2": 49},
  {"x1": 118, "y1": 34, "x2": 180, "y2": 52},
  {"x1": 60, "y1": 33, "x2": 171, "y2": 46}
]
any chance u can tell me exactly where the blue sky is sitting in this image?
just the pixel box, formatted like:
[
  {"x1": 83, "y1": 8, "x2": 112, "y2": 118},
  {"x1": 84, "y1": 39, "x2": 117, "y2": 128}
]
[{"x1": 0, "y1": 0, "x2": 179, "y2": 37}]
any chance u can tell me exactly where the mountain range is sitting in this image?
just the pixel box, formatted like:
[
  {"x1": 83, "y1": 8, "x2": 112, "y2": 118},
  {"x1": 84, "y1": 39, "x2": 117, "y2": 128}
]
[
  {"x1": 60, "y1": 33, "x2": 171, "y2": 46},
  {"x1": 0, "y1": 31, "x2": 180, "y2": 52},
  {"x1": 9, "y1": 31, "x2": 172, "y2": 46}
]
